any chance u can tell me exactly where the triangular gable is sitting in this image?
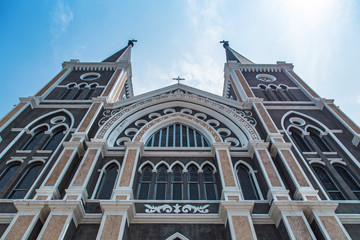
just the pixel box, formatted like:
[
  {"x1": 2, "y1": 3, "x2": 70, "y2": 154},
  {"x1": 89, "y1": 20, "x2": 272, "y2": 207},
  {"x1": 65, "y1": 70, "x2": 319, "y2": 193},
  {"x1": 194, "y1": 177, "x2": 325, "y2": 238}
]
[{"x1": 165, "y1": 232, "x2": 190, "y2": 240}]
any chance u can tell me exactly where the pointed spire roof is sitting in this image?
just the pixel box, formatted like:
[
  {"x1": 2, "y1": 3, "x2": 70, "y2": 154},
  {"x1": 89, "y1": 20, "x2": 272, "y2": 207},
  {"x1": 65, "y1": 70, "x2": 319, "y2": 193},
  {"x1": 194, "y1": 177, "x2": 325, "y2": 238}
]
[
  {"x1": 102, "y1": 40, "x2": 137, "y2": 62},
  {"x1": 220, "y1": 40, "x2": 254, "y2": 64}
]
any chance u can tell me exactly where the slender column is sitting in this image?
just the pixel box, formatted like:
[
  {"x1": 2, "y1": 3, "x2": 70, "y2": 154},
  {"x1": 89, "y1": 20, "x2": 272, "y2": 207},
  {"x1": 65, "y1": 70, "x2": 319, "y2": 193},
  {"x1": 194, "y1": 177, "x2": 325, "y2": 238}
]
[
  {"x1": 114, "y1": 142, "x2": 144, "y2": 200},
  {"x1": 250, "y1": 141, "x2": 289, "y2": 201},
  {"x1": 96, "y1": 202, "x2": 131, "y2": 240},
  {"x1": 65, "y1": 139, "x2": 105, "y2": 201},
  {"x1": 222, "y1": 202, "x2": 257, "y2": 240},
  {"x1": 100, "y1": 68, "x2": 128, "y2": 103},
  {"x1": 234, "y1": 70, "x2": 255, "y2": 99},
  {"x1": 37, "y1": 202, "x2": 83, "y2": 240},
  {"x1": 212, "y1": 142, "x2": 241, "y2": 200},
  {"x1": 1, "y1": 202, "x2": 48, "y2": 240}
]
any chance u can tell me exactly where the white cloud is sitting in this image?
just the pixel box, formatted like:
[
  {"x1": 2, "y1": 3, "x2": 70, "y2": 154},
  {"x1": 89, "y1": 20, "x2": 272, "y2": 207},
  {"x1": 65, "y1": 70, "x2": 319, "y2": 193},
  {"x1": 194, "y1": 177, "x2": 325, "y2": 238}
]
[{"x1": 51, "y1": 0, "x2": 73, "y2": 38}]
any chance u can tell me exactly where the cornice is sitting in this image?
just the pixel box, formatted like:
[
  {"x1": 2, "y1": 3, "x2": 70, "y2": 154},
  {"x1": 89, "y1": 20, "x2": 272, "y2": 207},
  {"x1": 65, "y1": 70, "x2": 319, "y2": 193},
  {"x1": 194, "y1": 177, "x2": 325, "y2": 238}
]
[{"x1": 62, "y1": 61, "x2": 130, "y2": 71}]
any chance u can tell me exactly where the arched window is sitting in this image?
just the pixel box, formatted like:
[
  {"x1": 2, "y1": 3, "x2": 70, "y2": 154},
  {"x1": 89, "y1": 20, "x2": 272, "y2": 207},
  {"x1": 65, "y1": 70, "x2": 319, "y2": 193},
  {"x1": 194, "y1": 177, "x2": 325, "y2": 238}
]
[
  {"x1": 84, "y1": 84, "x2": 96, "y2": 100},
  {"x1": 0, "y1": 164, "x2": 20, "y2": 190},
  {"x1": 155, "y1": 166, "x2": 168, "y2": 200},
  {"x1": 188, "y1": 166, "x2": 200, "y2": 200},
  {"x1": 309, "y1": 131, "x2": 332, "y2": 152},
  {"x1": 137, "y1": 166, "x2": 153, "y2": 200},
  {"x1": 72, "y1": 84, "x2": 86, "y2": 100},
  {"x1": 60, "y1": 84, "x2": 76, "y2": 100},
  {"x1": 269, "y1": 85, "x2": 285, "y2": 101},
  {"x1": 260, "y1": 85, "x2": 274, "y2": 101},
  {"x1": 171, "y1": 166, "x2": 183, "y2": 200},
  {"x1": 279, "y1": 85, "x2": 295, "y2": 101},
  {"x1": 22, "y1": 130, "x2": 46, "y2": 150},
  {"x1": 95, "y1": 164, "x2": 118, "y2": 199},
  {"x1": 237, "y1": 164, "x2": 259, "y2": 200},
  {"x1": 203, "y1": 166, "x2": 218, "y2": 200},
  {"x1": 42, "y1": 129, "x2": 64, "y2": 150},
  {"x1": 313, "y1": 165, "x2": 344, "y2": 200},
  {"x1": 334, "y1": 166, "x2": 360, "y2": 199},
  {"x1": 145, "y1": 123, "x2": 210, "y2": 148},
  {"x1": 291, "y1": 131, "x2": 313, "y2": 152},
  {"x1": 8, "y1": 164, "x2": 43, "y2": 199}
]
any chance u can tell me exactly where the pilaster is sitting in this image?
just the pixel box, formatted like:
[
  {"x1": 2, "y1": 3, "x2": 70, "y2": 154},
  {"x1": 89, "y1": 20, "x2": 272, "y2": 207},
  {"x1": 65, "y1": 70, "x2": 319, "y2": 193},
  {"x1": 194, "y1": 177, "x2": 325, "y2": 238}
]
[
  {"x1": 212, "y1": 142, "x2": 241, "y2": 200},
  {"x1": 96, "y1": 201, "x2": 132, "y2": 240},
  {"x1": 113, "y1": 142, "x2": 144, "y2": 200},
  {"x1": 64, "y1": 139, "x2": 106, "y2": 201},
  {"x1": 221, "y1": 202, "x2": 257, "y2": 240}
]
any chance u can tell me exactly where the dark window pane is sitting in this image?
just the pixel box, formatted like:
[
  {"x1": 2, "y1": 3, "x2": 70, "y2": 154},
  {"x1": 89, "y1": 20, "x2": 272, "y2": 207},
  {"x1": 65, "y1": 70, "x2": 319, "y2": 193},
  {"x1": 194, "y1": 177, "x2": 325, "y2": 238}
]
[
  {"x1": 172, "y1": 183, "x2": 182, "y2": 200},
  {"x1": 43, "y1": 131, "x2": 64, "y2": 150},
  {"x1": 237, "y1": 165, "x2": 259, "y2": 200},
  {"x1": 9, "y1": 165, "x2": 42, "y2": 199},
  {"x1": 335, "y1": 166, "x2": 360, "y2": 199},
  {"x1": 313, "y1": 166, "x2": 344, "y2": 200},
  {"x1": 292, "y1": 132, "x2": 312, "y2": 152},
  {"x1": 310, "y1": 132, "x2": 332, "y2": 152},
  {"x1": 203, "y1": 167, "x2": 218, "y2": 200},
  {"x1": 205, "y1": 183, "x2": 217, "y2": 200},
  {"x1": 155, "y1": 183, "x2": 166, "y2": 200},
  {"x1": 189, "y1": 183, "x2": 199, "y2": 200},
  {"x1": 0, "y1": 165, "x2": 20, "y2": 189},
  {"x1": 138, "y1": 183, "x2": 150, "y2": 200},
  {"x1": 23, "y1": 131, "x2": 45, "y2": 150},
  {"x1": 96, "y1": 165, "x2": 118, "y2": 199}
]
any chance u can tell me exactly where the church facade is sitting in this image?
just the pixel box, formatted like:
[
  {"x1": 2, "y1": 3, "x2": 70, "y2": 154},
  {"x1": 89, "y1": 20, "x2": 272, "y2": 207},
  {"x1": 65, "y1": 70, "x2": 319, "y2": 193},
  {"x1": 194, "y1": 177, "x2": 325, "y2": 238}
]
[{"x1": 0, "y1": 40, "x2": 359, "y2": 239}]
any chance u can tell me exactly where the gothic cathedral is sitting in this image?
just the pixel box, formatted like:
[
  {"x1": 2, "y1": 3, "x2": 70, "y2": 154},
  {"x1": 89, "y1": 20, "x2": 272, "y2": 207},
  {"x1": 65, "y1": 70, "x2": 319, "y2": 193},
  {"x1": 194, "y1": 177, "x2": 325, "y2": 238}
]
[{"x1": 0, "y1": 40, "x2": 359, "y2": 239}]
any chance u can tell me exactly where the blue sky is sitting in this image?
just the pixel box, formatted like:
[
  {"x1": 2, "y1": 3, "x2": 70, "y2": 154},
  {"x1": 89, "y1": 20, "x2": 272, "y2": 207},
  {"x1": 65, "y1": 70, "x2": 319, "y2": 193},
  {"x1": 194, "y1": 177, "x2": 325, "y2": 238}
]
[{"x1": 1, "y1": 0, "x2": 360, "y2": 125}]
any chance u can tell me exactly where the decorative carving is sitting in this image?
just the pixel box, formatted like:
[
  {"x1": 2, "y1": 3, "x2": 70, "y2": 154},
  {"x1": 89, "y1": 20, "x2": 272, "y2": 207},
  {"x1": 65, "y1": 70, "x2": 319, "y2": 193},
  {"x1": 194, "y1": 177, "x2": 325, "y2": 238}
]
[
  {"x1": 96, "y1": 94, "x2": 260, "y2": 140},
  {"x1": 98, "y1": 109, "x2": 123, "y2": 127},
  {"x1": 231, "y1": 108, "x2": 257, "y2": 126},
  {"x1": 144, "y1": 204, "x2": 209, "y2": 214}
]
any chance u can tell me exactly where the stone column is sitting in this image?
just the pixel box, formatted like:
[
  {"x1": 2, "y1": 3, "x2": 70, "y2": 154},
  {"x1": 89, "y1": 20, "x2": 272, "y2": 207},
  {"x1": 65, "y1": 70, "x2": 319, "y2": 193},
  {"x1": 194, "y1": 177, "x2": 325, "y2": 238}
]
[
  {"x1": 212, "y1": 142, "x2": 241, "y2": 200},
  {"x1": 250, "y1": 141, "x2": 289, "y2": 201},
  {"x1": 222, "y1": 202, "x2": 257, "y2": 240},
  {"x1": 1, "y1": 201, "x2": 48, "y2": 240},
  {"x1": 35, "y1": 137, "x2": 83, "y2": 200},
  {"x1": 113, "y1": 142, "x2": 144, "y2": 200},
  {"x1": 36, "y1": 201, "x2": 83, "y2": 240},
  {"x1": 270, "y1": 202, "x2": 316, "y2": 240},
  {"x1": 271, "y1": 139, "x2": 320, "y2": 201},
  {"x1": 311, "y1": 207, "x2": 351, "y2": 240},
  {"x1": 96, "y1": 202, "x2": 131, "y2": 240},
  {"x1": 64, "y1": 139, "x2": 105, "y2": 201}
]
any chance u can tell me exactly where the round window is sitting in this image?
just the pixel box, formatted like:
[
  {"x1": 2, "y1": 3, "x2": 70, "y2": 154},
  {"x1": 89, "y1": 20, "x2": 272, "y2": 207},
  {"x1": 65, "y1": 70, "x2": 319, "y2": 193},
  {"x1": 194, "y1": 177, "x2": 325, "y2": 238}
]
[
  {"x1": 256, "y1": 74, "x2": 276, "y2": 82},
  {"x1": 80, "y1": 72, "x2": 101, "y2": 81}
]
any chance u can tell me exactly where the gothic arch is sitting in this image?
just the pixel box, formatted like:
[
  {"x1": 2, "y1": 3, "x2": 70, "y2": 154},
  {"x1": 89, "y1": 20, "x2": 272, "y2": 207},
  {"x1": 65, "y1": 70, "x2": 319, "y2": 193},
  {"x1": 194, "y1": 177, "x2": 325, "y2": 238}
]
[{"x1": 96, "y1": 93, "x2": 260, "y2": 144}]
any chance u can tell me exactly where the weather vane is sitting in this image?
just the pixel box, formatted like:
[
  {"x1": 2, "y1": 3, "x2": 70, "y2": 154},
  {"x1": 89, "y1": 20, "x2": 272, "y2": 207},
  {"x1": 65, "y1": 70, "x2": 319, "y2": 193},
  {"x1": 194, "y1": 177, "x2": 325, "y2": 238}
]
[{"x1": 172, "y1": 76, "x2": 185, "y2": 84}]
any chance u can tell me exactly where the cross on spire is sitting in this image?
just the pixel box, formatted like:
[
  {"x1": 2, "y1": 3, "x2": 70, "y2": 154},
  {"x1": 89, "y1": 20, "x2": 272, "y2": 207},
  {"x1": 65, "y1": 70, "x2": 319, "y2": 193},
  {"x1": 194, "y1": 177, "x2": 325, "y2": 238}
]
[
  {"x1": 128, "y1": 39, "x2": 137, "y2": 46},
  {"x1": 172, "y1": 76, "x2": 185, "y2": 84},
  {"x1": 220, "y1": 40, "x2": 229, "y2": 47}
]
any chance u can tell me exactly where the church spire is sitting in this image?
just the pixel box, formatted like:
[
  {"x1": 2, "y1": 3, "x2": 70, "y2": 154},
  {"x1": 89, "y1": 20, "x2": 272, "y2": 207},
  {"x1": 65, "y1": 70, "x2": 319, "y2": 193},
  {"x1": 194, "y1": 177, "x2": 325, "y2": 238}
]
[
  {"x1": 220, "y1": 40, "x2": 254, "y2": 64},
  {"x1": 102, "y1": 39, "x2": 137, "y2": 62}
]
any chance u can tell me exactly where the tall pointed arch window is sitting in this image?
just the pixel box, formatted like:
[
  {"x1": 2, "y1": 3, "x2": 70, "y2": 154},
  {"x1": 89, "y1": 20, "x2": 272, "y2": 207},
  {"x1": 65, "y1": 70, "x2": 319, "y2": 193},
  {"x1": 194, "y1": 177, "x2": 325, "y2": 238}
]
[
  {"x1": 137, "y1": 165, "x2": 153, "y2": 200},
  {"x1": 8, "y1": 164, "x2": 43, "y2": 199},
  {"x1": 203, "y1": 166, "x2": 218, "y2": 200},
  {"x1": 188, "y1": 166, "x2": 200, "y2": 200},
  {"x1": 0, "y1": 164, "x2": 20, "y2": 190},
  {"x1": 334, "y1": 165, "x2": 360, "y2": 199},
  {"x1": 309, "y1": 131, "x2": 332, "y2": 152},
  {"x1": 84, "y1": 84, "x2": 97, "y2": 100},
  {"x1": 72, "y1": 84, "x2": 86, "y2": 100},
  {"x1": 42, "y1": 129, "x2": 65, "y2": 150},
  {"x1": 95, "y1": 163, "x2": 119, "y2": 199},
  {"x1": 291, "y1": 131, "x2": 313, "y2": 152},
  {"x1": 313, "y1": 165, "x2": 344, "y2": 200},
  {"x1": 22, "y1": 129, "x2": 46, "y2": 150},
  {"x1": 171, "y1": 166, "x2": 184, "y2": 200},
  {"x1": 60, "y1": 83, "x2": 76, "y2": 100},
  {"x1": 145, "y1": 123, "x2": 210, "y2": 148},
  {"x1": 155, "y1": 166, "x2": 168, "y2": 200},
  {"x1": 237, "y1": 164, "x2": 259, "y2": 200}
]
